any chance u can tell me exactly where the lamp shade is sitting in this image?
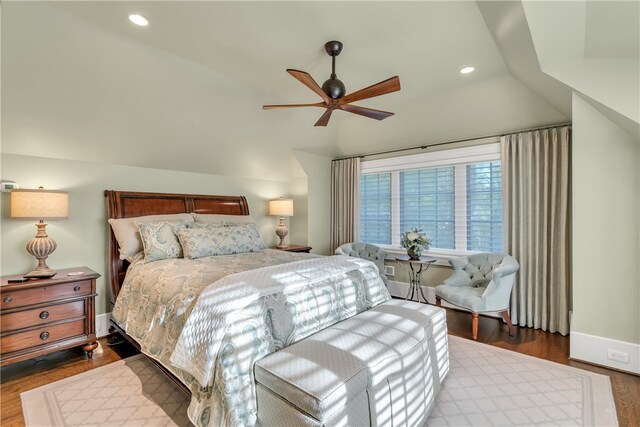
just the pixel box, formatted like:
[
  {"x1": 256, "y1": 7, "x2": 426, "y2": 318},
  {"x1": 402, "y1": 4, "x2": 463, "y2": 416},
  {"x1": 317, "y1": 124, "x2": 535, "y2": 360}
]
[
  {"x1": 269, "y1": 199, "x2": 294, "y2": 217},
  {"x1": 10, "y1": 189, "x2": 69, "y2": 219}
]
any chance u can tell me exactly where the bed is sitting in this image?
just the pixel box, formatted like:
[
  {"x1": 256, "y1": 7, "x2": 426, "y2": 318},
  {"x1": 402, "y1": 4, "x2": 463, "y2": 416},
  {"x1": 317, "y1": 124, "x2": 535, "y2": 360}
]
[{"x1": 104, "y1": 190, "x2": 391, "y2": 426}]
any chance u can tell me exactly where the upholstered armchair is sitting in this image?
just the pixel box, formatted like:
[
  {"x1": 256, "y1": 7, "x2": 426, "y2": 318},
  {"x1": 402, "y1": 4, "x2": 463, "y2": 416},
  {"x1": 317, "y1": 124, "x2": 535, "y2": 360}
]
[
  {"x1": 335, "y1": 242, "x2": 388, "y2": 285},
  {"x1": 435, "y1": 253, "x2": 519, "y2": 340}
]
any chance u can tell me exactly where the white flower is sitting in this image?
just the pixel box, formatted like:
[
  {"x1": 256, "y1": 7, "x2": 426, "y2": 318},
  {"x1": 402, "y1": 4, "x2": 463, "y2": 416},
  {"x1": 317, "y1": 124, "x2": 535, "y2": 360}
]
[{"x1": 407, "y1": 232, "x2": 418, "y2": 241}]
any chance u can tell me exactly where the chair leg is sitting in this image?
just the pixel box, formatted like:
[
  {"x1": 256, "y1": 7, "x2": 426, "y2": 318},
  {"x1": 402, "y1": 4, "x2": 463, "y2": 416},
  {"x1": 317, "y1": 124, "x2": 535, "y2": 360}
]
[
  {"x1": 435, "y1": 296, "x2": 442, "y2": 307},
  {"x1": 472, "y1": 313, "x2": 479, "y2": 341},
  {"x1": 501, "y1": 310, "x2": 516, "y2": 337}
]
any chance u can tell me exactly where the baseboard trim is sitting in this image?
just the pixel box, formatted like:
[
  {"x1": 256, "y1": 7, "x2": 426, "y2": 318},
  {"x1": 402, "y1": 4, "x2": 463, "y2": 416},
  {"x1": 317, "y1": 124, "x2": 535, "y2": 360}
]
[
  {"x1": 570, "y1": 331, "x2": 640, "y2": 375},
  {"x1": 96, "y1": 312, "x2": 112, "y2": 338},
  {"x1": 387, "y1": 280, "x2": 499, "y2": 318}
]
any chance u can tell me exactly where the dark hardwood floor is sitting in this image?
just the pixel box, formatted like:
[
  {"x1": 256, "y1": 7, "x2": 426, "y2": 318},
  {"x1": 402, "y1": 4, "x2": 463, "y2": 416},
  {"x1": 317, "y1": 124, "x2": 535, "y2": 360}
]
[{"x1": 1, "y1": 309, "x2": 638, "y2": 426}]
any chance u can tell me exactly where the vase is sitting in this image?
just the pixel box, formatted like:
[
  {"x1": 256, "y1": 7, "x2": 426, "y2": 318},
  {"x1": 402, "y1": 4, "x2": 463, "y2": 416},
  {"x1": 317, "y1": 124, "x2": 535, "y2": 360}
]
[{"x1": 407, "y1": 246, "x2": 422, "y2": 260}]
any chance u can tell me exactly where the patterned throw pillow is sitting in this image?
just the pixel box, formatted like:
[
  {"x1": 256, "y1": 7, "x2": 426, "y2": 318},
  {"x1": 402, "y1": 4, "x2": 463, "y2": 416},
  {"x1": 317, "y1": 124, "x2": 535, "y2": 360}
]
[
  {"x1": 175, "y1": 222, "x2": 267, "y2": 260},
  {"x1": 108, "y1": 213, "x2": 194, "y2": 260},
  {"x1": 135, "y1": 221, "x2": 189, "y2": 263}
]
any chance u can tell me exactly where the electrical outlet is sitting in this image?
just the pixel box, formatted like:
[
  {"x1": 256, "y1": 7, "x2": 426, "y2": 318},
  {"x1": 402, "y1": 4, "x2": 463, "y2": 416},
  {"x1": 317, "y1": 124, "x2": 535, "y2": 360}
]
[
  {"x1": 607, "y1": 349, "x2": 629, "y2": 363},
  {"x1": 384, "y1": 265, "x2": 395, "y2": 276}
]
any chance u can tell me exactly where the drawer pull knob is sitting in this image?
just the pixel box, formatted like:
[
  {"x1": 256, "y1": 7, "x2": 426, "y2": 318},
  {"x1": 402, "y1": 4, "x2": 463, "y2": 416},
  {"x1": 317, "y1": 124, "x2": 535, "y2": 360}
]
[
  {"x1": 40, "y1": 331, "x2": 50, "y2": 340},
  {"x1": 40, "y1": 311, "x2": 50, "y2": 319},
  {"x1": 74, "y1": 286, "x2": 81, "y2": 292},
  {"x1": 3, "y1": 296, "x2": 12, "y2": 303}
]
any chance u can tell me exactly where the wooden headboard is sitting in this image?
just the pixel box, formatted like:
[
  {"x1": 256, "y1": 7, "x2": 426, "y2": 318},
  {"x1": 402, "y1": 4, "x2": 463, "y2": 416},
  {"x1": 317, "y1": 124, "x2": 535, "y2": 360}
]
[{"x1": 104, "y1": 190, "x2": 250, "y2": 305}]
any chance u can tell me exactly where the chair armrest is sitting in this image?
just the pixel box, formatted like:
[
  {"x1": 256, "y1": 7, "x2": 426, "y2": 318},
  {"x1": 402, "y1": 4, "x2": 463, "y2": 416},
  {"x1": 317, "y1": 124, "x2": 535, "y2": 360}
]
[
  {"x1": 480, "y1": 258, "x2": 519, "y2": 309},
  {"x1": 442, "y1": 271, "x2": 472, "y2": 287},
  {"x1": 492, "y1": 258, "x2": 519, "y2": 280}
]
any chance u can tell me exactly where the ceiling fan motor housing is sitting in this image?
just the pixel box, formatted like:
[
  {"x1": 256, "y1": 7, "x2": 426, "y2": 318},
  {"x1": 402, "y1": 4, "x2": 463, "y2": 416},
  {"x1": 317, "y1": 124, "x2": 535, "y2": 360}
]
[{"x1": 322, "y1": 78, "x2": 346, "y2": 99}]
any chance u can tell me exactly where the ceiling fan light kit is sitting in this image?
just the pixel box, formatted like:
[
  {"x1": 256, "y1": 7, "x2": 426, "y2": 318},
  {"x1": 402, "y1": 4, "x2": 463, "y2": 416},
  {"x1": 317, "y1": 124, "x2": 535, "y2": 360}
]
[{"x1": 263, "y1": 40, "x2": 401, "y2": 127}]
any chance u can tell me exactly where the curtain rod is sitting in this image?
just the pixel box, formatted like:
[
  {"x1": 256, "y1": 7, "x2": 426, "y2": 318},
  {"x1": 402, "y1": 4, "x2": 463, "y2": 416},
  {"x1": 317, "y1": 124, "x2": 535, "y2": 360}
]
[{"x1": 332, "y1": 121, "x2": 572, "y2": 162}]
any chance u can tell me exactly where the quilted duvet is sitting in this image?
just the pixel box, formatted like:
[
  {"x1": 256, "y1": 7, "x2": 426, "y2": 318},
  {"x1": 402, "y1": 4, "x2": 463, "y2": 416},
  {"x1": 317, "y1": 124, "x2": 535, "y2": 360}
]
[{"x1": 112, "y1": 249, "x2": 390, "y2": 426}]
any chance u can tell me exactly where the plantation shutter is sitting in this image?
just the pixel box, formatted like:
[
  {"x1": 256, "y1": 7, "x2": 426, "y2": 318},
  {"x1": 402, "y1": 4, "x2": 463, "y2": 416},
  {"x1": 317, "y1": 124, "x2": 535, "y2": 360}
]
[
  {"x1": 360, "y1": 173, "x2": 392, "y2": 244},
  {"x1": 466, "y1": 161, "x2": 503, "y2": 252},
  {"x1": 399, "y1": 167, "x2": 455, "y2": 249}
]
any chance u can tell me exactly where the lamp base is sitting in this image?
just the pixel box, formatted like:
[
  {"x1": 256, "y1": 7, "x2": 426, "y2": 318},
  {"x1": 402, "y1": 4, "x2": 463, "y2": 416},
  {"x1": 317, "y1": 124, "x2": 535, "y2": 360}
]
[
  {"x1": 25, "y1": 221, "x2": 58, "y2": 278},
  {"x1": 275, "y1": 216, "x2": 288, "y2": 249}
]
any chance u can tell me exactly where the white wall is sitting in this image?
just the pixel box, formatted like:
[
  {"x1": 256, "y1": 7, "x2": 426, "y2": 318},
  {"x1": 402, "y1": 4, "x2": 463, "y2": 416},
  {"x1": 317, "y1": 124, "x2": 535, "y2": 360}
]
[
  {"x1": 571, "y1": 93, "x2": 639, "y2": 371},
  {"x1": 0, "y1": 154, "x2": 301, "y2": 315}
]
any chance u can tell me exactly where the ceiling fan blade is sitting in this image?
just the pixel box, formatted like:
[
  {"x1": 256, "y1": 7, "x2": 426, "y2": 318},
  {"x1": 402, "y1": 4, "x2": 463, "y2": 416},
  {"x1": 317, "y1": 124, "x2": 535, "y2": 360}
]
[
  {"x1": 340, "y1": 104, "x2": 395, "y2": 121},
  {"x1": 263, "y1": 102, "x2": 325, "y2": 110},
  {"x1": 339, "y1": 76, "x2": 400, "y2": 105},
  {"x1": 287, "y1": 69, "x2": 330, "y2": 103},
  {"x1": 314, "y1": 109, "x2": 334, "y2": 127}
]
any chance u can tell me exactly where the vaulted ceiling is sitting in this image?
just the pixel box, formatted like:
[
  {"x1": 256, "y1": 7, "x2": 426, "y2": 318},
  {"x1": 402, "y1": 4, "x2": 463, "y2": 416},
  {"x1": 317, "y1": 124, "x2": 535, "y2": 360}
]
[{"x1": 2, "y1": 1, "x2": 637, "y2": 182}]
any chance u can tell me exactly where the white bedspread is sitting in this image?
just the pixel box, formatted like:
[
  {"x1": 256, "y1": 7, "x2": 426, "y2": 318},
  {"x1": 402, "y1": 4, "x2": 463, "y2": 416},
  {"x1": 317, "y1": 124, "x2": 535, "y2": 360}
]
[{"x1": 170, "y1": 255, "x2": 380, "y2": 387}]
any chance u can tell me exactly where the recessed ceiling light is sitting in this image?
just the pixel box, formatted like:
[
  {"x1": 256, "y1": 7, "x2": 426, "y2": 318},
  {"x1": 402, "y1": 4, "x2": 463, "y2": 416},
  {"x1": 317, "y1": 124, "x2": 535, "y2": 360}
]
[
  {"x1": 128, "y1": 14, "x2": 149, "y2": 27},
  {"x1": 460, "y1": 66, "x2": 475, "y2": 74}
]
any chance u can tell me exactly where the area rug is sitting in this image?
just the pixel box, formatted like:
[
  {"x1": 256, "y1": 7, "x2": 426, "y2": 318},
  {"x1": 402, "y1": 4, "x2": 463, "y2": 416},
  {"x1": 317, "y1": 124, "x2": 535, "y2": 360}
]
[
  {"x1": 21, "y1": 355, "x2": 190, "y2": 427},
  {"x1": 427, "y1": 336, "x2": 618, "y2": 426},
  {"x1": 21, "y1": 336, "x2": 617, "y2": 427}
]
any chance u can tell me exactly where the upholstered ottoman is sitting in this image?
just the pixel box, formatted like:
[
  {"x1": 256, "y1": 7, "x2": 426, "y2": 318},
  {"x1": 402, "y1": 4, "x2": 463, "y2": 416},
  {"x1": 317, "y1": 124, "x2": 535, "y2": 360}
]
[{"x1": 255, "y1": 300, "x2": 449, "y2": 426}]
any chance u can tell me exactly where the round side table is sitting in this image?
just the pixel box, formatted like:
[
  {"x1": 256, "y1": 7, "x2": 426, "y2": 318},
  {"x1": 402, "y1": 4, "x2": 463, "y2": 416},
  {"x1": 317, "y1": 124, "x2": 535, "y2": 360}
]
[{"x1": 395, "y1": 255, "x2": 437, "y2": 304}]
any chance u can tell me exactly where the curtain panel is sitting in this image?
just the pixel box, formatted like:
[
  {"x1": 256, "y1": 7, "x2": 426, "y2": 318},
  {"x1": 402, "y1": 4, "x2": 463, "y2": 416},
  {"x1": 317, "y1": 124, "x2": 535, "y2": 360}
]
[
  {"x1": 330, "y1": 158, "x2": 361, "y2": 253},
  {"x1": 501, "y1": 126, "x2": 571, "y2": 335}
]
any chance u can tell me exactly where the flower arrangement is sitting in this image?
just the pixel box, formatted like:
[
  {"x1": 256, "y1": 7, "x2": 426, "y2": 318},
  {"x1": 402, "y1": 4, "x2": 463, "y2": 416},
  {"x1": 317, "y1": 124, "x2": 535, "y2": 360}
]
[{"x1": 401, "y1": 227, "x2": 431, "y2": 259}]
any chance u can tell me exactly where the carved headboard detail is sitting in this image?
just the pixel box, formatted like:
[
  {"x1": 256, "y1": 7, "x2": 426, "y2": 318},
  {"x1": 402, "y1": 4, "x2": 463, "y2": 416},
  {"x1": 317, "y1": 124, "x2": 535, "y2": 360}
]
[{"x1": 104, "y1": 190, "x2": 250, "y2": 305}]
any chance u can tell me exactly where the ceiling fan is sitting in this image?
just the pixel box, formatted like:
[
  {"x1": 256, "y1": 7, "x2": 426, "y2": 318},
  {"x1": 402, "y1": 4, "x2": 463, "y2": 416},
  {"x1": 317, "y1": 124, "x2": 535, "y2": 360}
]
[{"x1": 263, "y1": 41, "x2": 401, "y2": 127}]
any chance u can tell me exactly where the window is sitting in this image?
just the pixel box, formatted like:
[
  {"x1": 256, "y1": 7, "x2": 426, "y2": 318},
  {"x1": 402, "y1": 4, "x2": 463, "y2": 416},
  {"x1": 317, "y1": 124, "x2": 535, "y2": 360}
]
[
  {"x1": 359, "y1": 142, "x2": 503, "y2": 254},
  {"x1": 400, "y1": 167, "x2": 455, "y2": 249},
  {"x1": 360, "y1": 173, "x2": 392, "y2": 244},
  {"x1": 466, "y1": 162, "x2": 502, "y2": 252}
]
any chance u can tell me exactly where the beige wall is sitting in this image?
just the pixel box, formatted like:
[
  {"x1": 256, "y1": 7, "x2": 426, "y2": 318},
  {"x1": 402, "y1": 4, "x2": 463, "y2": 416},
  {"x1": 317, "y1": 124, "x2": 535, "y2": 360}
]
[
  {"x1": 0, "y1": 154, "x2": 303, "y2": 315},
  {"x1": 571, "y1": 93, "x2": 640, "y2": 345},
  {"x1": 292, "y1": 151, "x2": 333, "y2": 256}
]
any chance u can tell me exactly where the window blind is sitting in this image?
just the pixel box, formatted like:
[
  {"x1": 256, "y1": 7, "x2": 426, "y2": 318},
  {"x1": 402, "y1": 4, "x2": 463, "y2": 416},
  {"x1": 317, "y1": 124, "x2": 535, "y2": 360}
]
[
  {"x1": 360, "y1": 173, "x2": 392, "y2": 244},
  {"x1": 399, "y1": 167, "x2": 455, "y2": 249},
  {"x1": 466, "y1": 162, "x2": 503, "y2": 252}
]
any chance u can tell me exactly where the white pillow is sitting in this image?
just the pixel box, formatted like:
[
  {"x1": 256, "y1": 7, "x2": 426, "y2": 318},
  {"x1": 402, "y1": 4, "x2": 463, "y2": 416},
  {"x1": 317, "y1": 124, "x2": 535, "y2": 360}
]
[
  {"x1": 108, "y1": 213, "x2": 194, "y2": 260},
  {"x1": 192, "y1": 213, "x2": 255, "y2": 224}
]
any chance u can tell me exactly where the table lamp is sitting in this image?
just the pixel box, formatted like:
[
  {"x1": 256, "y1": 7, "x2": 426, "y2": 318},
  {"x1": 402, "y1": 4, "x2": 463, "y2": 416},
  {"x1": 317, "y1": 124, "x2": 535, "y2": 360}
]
[
  {"x1": 269, "y1": 198, "x2": 293, "y2": 249},
  {"x1": 10, "y1": 187, "x2": 69, "y2": 278}
]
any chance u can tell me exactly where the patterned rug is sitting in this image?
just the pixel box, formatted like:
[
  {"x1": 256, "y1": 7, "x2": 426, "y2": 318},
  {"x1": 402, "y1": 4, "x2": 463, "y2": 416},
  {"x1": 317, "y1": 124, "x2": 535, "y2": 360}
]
[
  {"x1": 21, "y1": 336, "x2": 617, "y2": 426},
  {"x1": 21, "y1": 355, "x2": 191, "y2": 427},
  {"x1": 427, "y1": 336, "x2": 617, "y2": 426}
]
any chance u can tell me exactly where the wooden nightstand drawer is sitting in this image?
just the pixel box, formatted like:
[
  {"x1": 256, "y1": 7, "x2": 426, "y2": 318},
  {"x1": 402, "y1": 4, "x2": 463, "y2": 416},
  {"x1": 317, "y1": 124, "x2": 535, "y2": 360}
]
[
  {"x1": 1, "y1": 300, "x2": 85, "y2": 332},
  {"x1": 0, "y1": 267, "x2": 100, "y2": 366},
  {"x1": 1, "y1": 319, "x2": 86, "y2": 354},
  {"x1": 1, "y1": 280, "x2": 91, "y2": 310}
]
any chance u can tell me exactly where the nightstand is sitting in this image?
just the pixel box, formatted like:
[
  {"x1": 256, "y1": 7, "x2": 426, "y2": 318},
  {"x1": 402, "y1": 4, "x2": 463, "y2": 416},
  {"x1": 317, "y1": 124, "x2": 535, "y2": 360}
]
[
  {"x1": 271, "y1": 245, "x2": 312, "y2": 253},
  {"x1": 0, "y1": 267, "x2": 100, "y2": 366}
]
